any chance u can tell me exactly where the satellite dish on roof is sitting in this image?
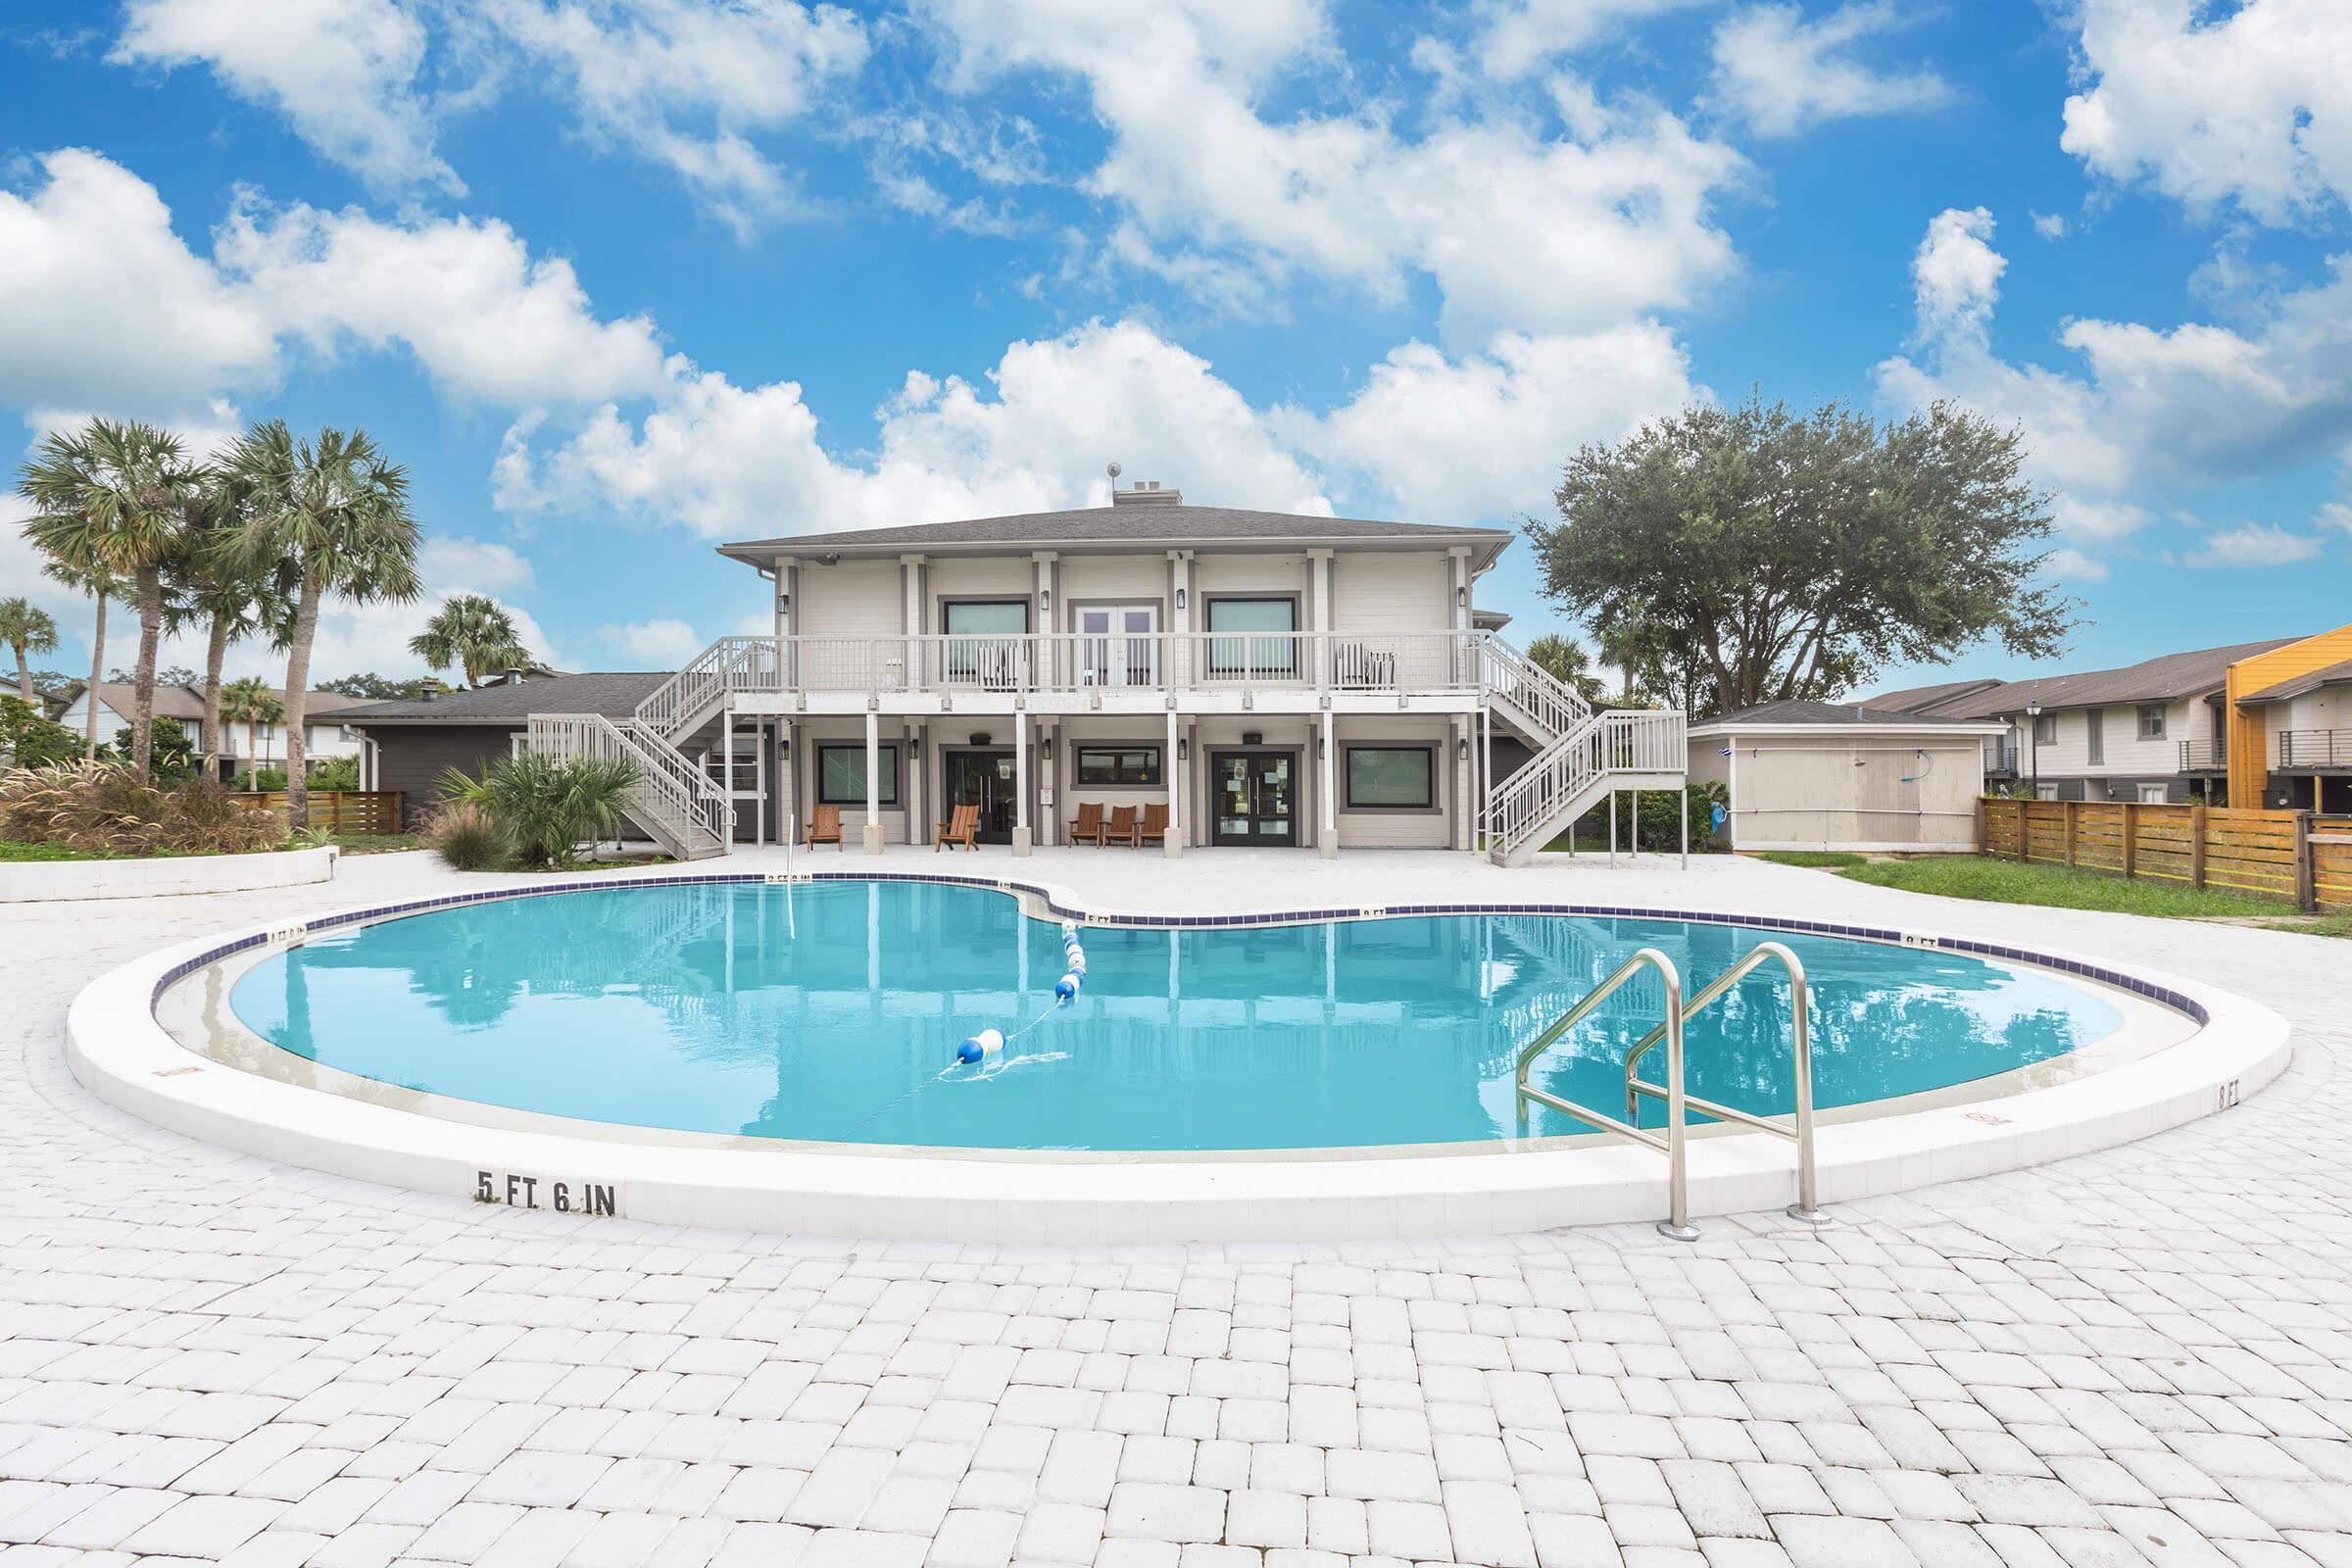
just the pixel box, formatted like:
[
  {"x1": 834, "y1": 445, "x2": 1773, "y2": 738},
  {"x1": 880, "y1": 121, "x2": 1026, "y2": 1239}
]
[{"x1": 1106, "y1": 461, "x2": 1121, "y2": 480}]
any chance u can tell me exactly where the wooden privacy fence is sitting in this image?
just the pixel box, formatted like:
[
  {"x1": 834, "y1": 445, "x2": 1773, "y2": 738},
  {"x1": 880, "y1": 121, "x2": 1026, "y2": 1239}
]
[
  {"x1": 229, "y1": 789, "x2": 405, "y2": 836},
  {"x1": 1979, "y1": 797, "x2": 2351, "y2": 913}
]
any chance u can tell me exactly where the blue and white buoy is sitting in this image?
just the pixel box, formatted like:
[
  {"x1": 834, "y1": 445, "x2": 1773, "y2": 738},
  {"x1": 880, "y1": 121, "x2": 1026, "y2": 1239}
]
[
  {"x1": 1054, "y1": 971, "x2": 1082, "y2": 1003},
  {"x1": 956, "y1": 1027, "x2": 1006, "y2": 1064}
]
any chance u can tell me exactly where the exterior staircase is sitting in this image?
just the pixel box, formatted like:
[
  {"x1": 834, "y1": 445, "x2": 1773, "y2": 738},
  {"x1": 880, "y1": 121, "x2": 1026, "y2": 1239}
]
[
  {"x1": 524, "y1": 713, "x2": 731, "y2": 861},
  {"x1": 1475, "y1": 641, "x2": 1687, "y2": 867}
]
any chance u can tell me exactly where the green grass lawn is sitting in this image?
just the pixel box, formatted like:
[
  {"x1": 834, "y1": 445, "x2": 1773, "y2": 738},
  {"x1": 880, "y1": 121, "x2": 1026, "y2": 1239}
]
[
  {"x1": 1756, "y1": 851, "x2": 1867, "y2": 869},
  {"x1": 0, "y1": 839, "x2": 122, "y2": 861},
  {"x1": 327, "y1": 834, "x2": 425, "y2": 855},
  {"x1": 1790, "y1": 853, "x2": 2292, "y2": 919}
]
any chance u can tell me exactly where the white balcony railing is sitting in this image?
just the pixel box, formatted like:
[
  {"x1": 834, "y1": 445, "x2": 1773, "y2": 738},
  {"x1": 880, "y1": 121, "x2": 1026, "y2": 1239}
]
[{"x1": 644, "y1": 630, "x2": 1491, "y2": 724}]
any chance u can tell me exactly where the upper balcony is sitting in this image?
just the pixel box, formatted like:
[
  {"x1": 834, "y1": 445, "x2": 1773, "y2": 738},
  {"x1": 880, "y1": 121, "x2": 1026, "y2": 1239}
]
[
  {"x1": 2277, "y1": 729, "x2": 2352, "y2": 770},
  {"x1": 2179, "y1": 737, "x2": 2227, "y2": 772},
  {"x1": 663, "y1": 630, "x2": 1503, "y2": 722}
]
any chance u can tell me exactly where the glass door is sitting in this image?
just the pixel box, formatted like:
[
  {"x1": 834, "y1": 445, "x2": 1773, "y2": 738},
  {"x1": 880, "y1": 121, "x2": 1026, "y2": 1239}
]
[
  {"x1": 1211, "y1": 752, "x2": 1297, "y2": 846},
  {"x1": 1078, "y1": 604, "x2": 1159, "y2": 688},
  {"x1": 944, "y1": 751, "x2": 1017, "y2": 844}
]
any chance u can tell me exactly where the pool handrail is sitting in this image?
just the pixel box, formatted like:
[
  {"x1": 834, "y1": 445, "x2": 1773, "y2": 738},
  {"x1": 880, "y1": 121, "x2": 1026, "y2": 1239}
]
[
  {"x1": 1512, "y1": 946, "x2": 1699, "y2": 1241},
  {"x1": 1619, "y1": 940, "x2": 1830, "y2": 1228}
]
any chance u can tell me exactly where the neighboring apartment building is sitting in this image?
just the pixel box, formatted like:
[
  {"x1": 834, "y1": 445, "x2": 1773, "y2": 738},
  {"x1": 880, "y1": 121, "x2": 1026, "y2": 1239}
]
[
  {"x1": 54, "y1": 682, "x2": 368, "y2": 776},
  {"x1": 516, "y1": 482, "x2": 1686, "y2": 862},
  {"x1": 1865, "y1": 639, "x2": 2299, "y2": 805},
  {"x1": 2223, "y1": 623, "x2": 2352, "y2": 812}
]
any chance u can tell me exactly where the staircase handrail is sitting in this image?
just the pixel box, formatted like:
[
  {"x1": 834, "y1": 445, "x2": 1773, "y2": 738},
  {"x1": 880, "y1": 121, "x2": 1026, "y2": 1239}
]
[
  {"x1": 528, "y1": 713, "x2": 728, "y2": 858},
  {"x1": 1478, "y1": 636, "x2": 1594, "y2": 742},
  {"x1": 637, "y1": 636, "x2": 777, "y2": 742},
  {"x1": 1487, "y1": 708, "x2": 1686, "y2": 860}
]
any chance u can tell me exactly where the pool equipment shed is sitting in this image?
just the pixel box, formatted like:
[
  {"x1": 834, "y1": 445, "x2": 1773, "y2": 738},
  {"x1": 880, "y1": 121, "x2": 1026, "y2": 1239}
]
[{"x1": 1689, "y1": 702, "x2": 2009, "y2": 855}]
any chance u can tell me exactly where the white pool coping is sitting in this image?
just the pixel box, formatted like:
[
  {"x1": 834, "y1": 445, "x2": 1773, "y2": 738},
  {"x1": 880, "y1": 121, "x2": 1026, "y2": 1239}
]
[{"x1": 69, "y1": 868, "x2": 2291, "y2": 1244}]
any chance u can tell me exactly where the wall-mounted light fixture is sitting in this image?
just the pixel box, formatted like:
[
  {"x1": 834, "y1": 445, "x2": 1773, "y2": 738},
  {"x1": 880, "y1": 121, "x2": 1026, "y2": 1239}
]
[
  {"x1": 1039, "y1": 587, "x2": 1053, "y2": 613},
  {"x1": 1317, "y1": 736, "x2": 1328, "y2": 760},
  {"x1": 1458, "y1": 738, "x2": 1471, "y2": 760},
  {"x1": 1456, "y1": 584, "x2": 1468, "y2": 609},
  {"x1": 1175, "y1": 586, "x2": 1187, "y2": 611},
  {"x1": 1178, "y1": 738, "x2": 1189, "y2": 761}
]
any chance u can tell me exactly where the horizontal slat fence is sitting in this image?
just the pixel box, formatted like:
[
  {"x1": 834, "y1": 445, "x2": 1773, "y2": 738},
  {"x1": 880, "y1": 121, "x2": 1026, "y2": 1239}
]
[
  {"x1": 1979, "y1": 798, "x2": 2344, "y2": 912},
  {"x1": 228, "y1": 790, "x2": 405, "y2": 836}
]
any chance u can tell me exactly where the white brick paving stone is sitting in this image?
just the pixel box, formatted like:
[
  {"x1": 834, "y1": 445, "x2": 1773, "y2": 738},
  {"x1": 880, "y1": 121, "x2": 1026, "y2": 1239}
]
[{"x1": 5, "y1": 851, "x2": 2352, "y2": 1565}]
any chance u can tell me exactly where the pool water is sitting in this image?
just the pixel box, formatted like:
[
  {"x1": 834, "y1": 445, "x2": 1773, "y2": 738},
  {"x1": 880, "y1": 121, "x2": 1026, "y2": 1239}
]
[{"x1": 229, "y1": 880, "x2": 2124, "y2": 1152}]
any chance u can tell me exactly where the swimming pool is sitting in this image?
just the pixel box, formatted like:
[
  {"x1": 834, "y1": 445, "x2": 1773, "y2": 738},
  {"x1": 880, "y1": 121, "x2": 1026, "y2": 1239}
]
[{"x1": 223, "y1": 878, "x2": 2128, "y2": 1153}]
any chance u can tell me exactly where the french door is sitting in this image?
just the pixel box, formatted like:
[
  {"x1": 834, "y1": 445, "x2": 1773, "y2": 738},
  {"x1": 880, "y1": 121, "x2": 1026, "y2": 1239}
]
[
  {"x1": 1078, "y1": 604, "x2": 1159, "y2": 688},
  {"x1": 943, "y1": 751, "x2": 1017, "y2": 844},
  {"x1": 1211, "y1": 752, "x2": 1297, "y2": 846}
]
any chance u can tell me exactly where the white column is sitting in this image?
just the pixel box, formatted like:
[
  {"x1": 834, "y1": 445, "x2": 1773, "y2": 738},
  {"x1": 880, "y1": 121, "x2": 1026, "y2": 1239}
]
[
  {"x1": 1454, "y1": 723, "x2": 1473, "y2": 853},
  {"x1": 862, "y1": 709, "x2": 884, "y2": 855},
  {"x1": 781, "y1": 719, "x2": 797, "y2": 846},
  {"x1": 908, "y1": 721, "x2": 926, "y2": 846},
  {"x1": 724, "y1": 711, "x2": 737, "y2": 850},
  {"x1": 1013, "y1": 712, "x2": 1033, "y2": 857},
  {"x1": 1164, "y1": 709, "x2": 1184, "y2": 858},
  {"x1": 1319, "y1": 710, "x2": 1338, "y2": 859}
]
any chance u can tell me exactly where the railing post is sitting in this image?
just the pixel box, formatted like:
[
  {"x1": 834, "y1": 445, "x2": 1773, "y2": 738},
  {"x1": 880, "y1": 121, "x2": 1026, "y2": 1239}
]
[
  {"x1": 2064, "y1": 800, "x2": 2078, "y2": 867},
  {"x1": 1656, "y1": 962, "x2": 1696, "y2": 1243},
  {"x1": 2295, "y1": 809, "x2": 2318, "y2": 912},
  {"x1": 2190, "y1": 803, "x2": 2209, "y2": 889}
]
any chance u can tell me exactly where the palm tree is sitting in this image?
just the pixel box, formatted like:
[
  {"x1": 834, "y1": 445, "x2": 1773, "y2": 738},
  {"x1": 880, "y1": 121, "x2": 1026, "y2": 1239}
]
[
  {"x1": 18, "y1": 419, "x2": 200, "y2": 780},
  {"x1": 1523, "y1": 633, "x2": 1605, "y2": 706},
  {"x1": 220, "y1": 676, "x2": 284, "y2": 781},
  {"x1": 41, "y1": 558, "x2": 129, "y2": 760},
  {"x1": 222, "y1": 421, "x2": 421, "y2": 829},
  {"x1": 0, "y1": 597, "x2": 60, "y2": 705},
  {"x1": 171, "y1": 475, "x2": 293, "y2": 780},
  {"x1": 409, "y1": 593, "x2": 537, "y2": 688}
]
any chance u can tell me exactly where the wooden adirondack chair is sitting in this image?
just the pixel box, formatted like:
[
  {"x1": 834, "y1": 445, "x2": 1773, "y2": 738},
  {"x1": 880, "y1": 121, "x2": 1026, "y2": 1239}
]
[
  {"x1": 1103, "y1": 804, "x2": 1141, "y2": 848},
  {"x1": 936, "y1": 803, "x2": 980, "y2": 852},
  {"x1": 805, "y1": 803, "x2": 843, "y2": 850},
  {"x1": 1067, "y1": 801, "x2": 1105, "y2": 846},
  {"x1": 1137, "y1": 802, "x2": 1169, "y2": 849}
]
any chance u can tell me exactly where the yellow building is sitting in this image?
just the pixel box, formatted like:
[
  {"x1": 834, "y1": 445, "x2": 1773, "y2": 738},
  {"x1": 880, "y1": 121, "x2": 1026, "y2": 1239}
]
[{"x1": 2227, "y1": 623, "x2": 2352, "y2": 811}]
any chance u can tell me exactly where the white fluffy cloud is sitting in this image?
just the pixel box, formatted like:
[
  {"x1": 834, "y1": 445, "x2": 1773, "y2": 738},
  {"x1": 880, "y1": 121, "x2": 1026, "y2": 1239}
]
[
  {"x1": 2182, "y1": 522, "x2": 2326, "y2": 568},
  {"x1": 0, "y1": 150, "x2": 669, "y2": 425},
  {"x1": 918, "y1": 0, "x2": 1745, "y2": 337},
  {"x1": 595, "y1": 617, "x2": 710, "y2": 665},
  {"x1": 498, "y1": 319, "x2": 1331, "y2": 537},
  {"x1": 107, "y1": 0, "x2": 866, "y2": 233},
  {"x1": 2062, "y1": 0, "x2": 2352, "y2": 224},
  {"x1": 1279, "y1": 326, "x2": 1696, "y2": 518},
  {"x1": 1461, "y1": 0, "x2": 1707, "y2": 82},
  {"x1": 2043, "y1": 547, "x2": 2110, "y2": 582},
  {"x1": 1708, "y1": 1, "x2": 1954, "y2": 139},
  {"x1": 478, "y1": 0, "x2": 870, "y2": 236},
  {"x1": 0, "y1": 150, "x2": 277, "y2": 420},
  {"x1": 1878, "y1": 206, "x2": 2352, "y2": 572},
  {"x1": 114, "y1": 0, "x2": 458, "y2": 196}
]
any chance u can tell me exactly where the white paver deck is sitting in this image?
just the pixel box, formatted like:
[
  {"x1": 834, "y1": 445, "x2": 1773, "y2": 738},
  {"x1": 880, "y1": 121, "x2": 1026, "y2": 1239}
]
[{"x1": 4, "y1": 846, "x2": 2348, "y2": 1567}]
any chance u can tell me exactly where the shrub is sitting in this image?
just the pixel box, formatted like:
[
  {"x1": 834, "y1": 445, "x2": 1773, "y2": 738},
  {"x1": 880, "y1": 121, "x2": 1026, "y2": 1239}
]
[
  {"x1": 427, "y1": 800, "x2": 511, "y2": 871},
  {"x1": 0, "y1": 697, "x2": 80, "y2": 769},
  {"x1": 309, "y1": 755, "x2": 361, "y2": 791},
  {"x1": 1561, "y1": 779, "x2": 1731, "y2": 854},
  {"x1": 438, "y1": 752, "x2": 642, "y2": 869},
  {"x1": 232, "y1": 767, "x2": 290, "y2": 792},
  {"x1": 98, "y1": 718, "x2": 197, "y2": 782},
  {"x1": 0, "y1": 762, "x2": 283, "y2": 856}
]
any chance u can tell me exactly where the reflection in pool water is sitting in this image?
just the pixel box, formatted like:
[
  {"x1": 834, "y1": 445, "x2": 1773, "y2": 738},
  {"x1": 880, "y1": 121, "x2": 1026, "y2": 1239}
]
[{"x1": 230, "y1": 880, "x2": 2122, "y2": 1152}]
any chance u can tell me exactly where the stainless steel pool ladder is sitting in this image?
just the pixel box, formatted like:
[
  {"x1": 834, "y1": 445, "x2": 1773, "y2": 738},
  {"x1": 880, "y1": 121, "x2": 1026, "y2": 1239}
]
[{"x1": 1513, "y1": 940, "x2": 1830, "y2": 1242}]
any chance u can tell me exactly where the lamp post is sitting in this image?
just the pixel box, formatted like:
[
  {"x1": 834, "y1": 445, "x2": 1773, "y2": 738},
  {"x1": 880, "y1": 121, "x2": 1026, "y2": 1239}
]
[{"x1": 2025, "y1": 701, "x2": 2042, "y2": 797}]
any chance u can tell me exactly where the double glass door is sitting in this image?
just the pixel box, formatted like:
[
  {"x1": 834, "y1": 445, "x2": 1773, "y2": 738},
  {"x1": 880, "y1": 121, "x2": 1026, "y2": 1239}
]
[
  {"x1": 943, "y1": 751, "x2": 1018, "y2": 843},
  {"x1": 1078, "y1": 604, "x2": 1158, "y2": 688},
  {"x1": 1212, "y1": 752, "x2": 1296, "y2": 846}
]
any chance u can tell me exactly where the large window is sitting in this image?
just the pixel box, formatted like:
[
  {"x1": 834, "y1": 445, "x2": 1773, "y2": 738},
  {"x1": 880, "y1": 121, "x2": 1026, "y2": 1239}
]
[
  {"x1": 2032, "y1": 712, "x2": 2057, "y2": 744},
  {"x1": 2136, "y1": 703, "x2": 2167, "y2": 740},
  {"x1": 1075, "y1": 745, "x2": 1161, "y2": 786},
  {"x1": 942, "y1": 600, "x2": 1029, "y2": 688},
  {"x1": 2085, "y1": 709, "x2": 2104, "y2": 765},
  {"x1": 942, "y1": 600, "x2": 1028, "y2": 635},
  {"x1": 817, "y1": 744, "x2": 899, "y2": 806},
  {"x1": 1206, "y1": 596, "x2": 1298, "y2": 676},
  {"x1": 1345, "y1": 746, "x2": 1436, "y2": 808}
]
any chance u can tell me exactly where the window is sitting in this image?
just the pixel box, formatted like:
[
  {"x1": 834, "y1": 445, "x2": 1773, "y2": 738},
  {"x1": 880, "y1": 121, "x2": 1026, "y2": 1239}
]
[
  {"x1": 2032, "y1": 712, "x2": 2057, "y2": 744},
  {"x1": 2137, "y1": 783, "x2": 2169, "y2": 805},
  {"x1": 2136, "y1": 703, "x2": 2167, "y2": 740},
  {"x1": 1205, "y1": 596, "x2": 1298, "y2": 675},
  {"x1": 1346, "y1": 746, "x2": 1436, "y2": 808},
  {"x1": 942, "y1": 601, "x2": 1029, "y2": 688},
  {"x1": 817, "y1": 744, "x2": 899, "y2": 806},
  {"x1": 2035, "y1": 784, "x2": 2060, "y2": 802},
  {"x1": 942, "y1": 600, "x2": 1028, "y2": 635},
  {"x1": 1075, "y1": 745, "x2": 1161, "y2": 786},
  {"x1": 2084, "y1": 709, "x2": 2103, "y2": 765}
]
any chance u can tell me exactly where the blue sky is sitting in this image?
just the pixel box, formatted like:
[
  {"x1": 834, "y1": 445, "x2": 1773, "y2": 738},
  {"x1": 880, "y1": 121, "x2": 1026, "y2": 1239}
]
[{"x1": 2, "y1": 0, "x2": 2347, "y2": 692}]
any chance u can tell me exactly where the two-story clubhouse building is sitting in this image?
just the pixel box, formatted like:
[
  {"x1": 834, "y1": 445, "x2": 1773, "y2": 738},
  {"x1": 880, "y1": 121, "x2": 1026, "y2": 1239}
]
[{"x1": 521, "y1": 481, "x2": 1685, "y2": 864}]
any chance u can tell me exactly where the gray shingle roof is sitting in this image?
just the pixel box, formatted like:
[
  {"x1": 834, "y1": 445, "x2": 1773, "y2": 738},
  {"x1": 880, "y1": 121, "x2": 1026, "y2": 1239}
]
[
  {"x1": 1855, "y1": 678, "x2": 2003, "y2": 715},
  {"x1": 2239, "y1": 656, "x2": 2352, "y2": 707},
  {"x1": 1862, "y1": 639, "x2": 2304, "y2": 719},
  {"x1": 66, "y1": 682, "x2": 367, "y2": 719},
  {"x1": 1693, "y1": 700, "x2": 2006, "y2": 730},
  {"x1": 719, "y1": 503, "x2": 1511, "y2": 560},
  {"x1": 340, "y1": 671, "x2": 671, "y2": 723}
]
